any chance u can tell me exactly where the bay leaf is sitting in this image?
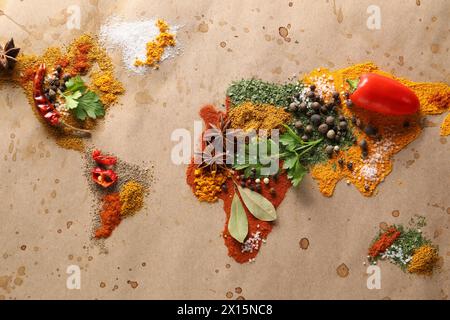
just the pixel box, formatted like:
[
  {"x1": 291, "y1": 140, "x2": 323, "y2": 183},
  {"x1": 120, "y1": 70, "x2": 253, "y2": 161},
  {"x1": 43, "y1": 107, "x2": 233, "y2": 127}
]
[
  {"x1": 237, "y1": 186, "x2": 277, "y2": 221},
  {"x1": 228, "y1": 193, "x2": 248, "y2": 243}
]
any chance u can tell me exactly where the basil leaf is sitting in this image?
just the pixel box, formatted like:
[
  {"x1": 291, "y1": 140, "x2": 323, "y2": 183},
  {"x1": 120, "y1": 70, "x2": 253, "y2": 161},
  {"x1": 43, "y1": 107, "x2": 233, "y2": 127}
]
[
  {"x1": 237, "y1": 186, "x2": 277, "y2": 221},
  {"x1": 228, "y1": 194, "x2": 248, "y2": 243}
]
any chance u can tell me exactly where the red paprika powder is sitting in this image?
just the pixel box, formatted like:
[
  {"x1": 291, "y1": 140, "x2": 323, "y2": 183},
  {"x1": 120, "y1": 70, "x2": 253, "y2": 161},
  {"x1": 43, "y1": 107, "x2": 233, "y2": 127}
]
[
  {"x1": 368, "y1": 226, "x2": 401, "y2": 258},
  {"x1": 95, "y1": 193, "x2": 122, "y2": 239}
]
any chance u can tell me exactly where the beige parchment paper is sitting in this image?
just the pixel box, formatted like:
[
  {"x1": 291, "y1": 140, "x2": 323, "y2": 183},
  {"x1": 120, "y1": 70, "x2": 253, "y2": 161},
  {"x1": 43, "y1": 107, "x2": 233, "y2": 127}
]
[{"x1": 0, "y1": 0, "x2": 449, "y2": 300}]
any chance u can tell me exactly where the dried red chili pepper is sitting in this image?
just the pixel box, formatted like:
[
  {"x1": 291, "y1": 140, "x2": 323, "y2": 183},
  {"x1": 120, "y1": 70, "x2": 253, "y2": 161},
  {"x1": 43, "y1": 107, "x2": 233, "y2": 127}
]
[
  {"x1": 92, "y1": 167, "x2": 118, "y2": 188},
  {"x1": 92, "y1": 149, "x2": 117, "y2": 166},
  {"x1": 33, "y1": 63, "x2": 90, "y2": 136},
  {"x1": 347, "y1": 73, "x2": 420, "y2": 116}
]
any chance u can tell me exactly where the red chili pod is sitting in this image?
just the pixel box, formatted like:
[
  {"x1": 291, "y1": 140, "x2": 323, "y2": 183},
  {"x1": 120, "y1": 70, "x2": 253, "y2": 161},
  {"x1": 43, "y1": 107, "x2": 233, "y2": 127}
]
[
  {"x1": 348, "y1": 73, "x2": 420, "y2": 116},
  {"x1": 92, "y1": 149, "x2": 117, "y2": 166},
  {"x1": 92, "y1": 167, "x2": 118, "y2": 188}
]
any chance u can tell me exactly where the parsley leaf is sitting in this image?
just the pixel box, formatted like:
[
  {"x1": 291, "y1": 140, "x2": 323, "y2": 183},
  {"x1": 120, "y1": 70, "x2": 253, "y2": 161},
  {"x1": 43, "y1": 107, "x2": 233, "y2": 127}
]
[
  {"x1": 289, "y1": 161, "x2": 307, "y2": 187},
  {"x1": 62, "y1": 76, "x2": 105, "y2": 121},
  {"x1": 232, "y1": 137, "x2": 279, "y2": 177},
  {"x1": 63, "y1": 91, "x2": 82, "y2": 110},
  {"x1": 279, "y1": 124, "x2": 322, "y2": 187},
  {"x1": 77, "y1": 91, "x2": 104, "y2": 120},
  {"x1": 65, "y1": 75, "x2": 87, "y2": 93}
]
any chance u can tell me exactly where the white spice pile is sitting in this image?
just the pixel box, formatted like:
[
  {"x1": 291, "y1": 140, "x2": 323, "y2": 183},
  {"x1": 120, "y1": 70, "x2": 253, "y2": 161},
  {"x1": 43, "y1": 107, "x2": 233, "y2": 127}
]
[
  {"x1": 381, "y1": 244, "x2": 412, "y2": 266},
  {"x1": 99, "y1": 17, "x2": 180, "y2": 74},
  {"x1": 357, "y1": 138, "x2": 395, "y2": 182},
  {"x1": 241, "y1": 231, "x2": 262, "y2": 253},
  {"x1": 309, "y1": 70, "x2": 337, "y2": 102}
]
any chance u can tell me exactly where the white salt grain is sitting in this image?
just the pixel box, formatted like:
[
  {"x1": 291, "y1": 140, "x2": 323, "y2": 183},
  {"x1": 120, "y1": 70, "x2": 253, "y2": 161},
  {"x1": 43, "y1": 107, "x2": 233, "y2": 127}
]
[{"x1": 99, "y1": 17, "x2": 180, "y2": 74}]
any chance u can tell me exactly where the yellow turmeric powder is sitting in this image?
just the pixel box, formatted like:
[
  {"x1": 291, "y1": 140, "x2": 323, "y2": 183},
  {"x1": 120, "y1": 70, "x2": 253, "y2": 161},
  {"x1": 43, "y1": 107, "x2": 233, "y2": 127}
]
[
  {"x1": 441, "y1": 114, "x2": 450, "y2": 136},
  {"x1": 407, "y1": 245, "x2": 439, "y2": 275},
  {"x1": 193, "y1": 168, "x2": 229, "y2": 203},
  {"x1": 119, "y1": 180, "x2": 145, "y2": 216},
  {"x1": 228, "y1": 102, "x2": 292, "y2": 132},
  {"x1": 134, "y1": 19, "x2": 176, "y2": 68},
  {"x1": 306, "y1": 62, "x2": 450, "y2": 197},
  {"x1": 92, "y1": 71, "x2": 124, "y2": 106}
]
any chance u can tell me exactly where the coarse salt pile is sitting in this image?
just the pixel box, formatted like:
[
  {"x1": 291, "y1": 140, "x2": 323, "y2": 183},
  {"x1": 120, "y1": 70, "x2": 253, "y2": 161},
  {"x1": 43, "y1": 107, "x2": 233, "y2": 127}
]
[
  {"x1": 381, "y1": 244, "x2": 412, "y2": 266},
  {"x1": 308, "y1": 70, "x2": 337, "y2": 102},
  {"x1": 357, "y1": 138, "x2": 395, "y2": 182},
  {"x1": 241, "y1": 231, "x2": 262, "y2": 253},
  {"x1": 99, "y1": 17, "x2": 180, "y2": 74}
]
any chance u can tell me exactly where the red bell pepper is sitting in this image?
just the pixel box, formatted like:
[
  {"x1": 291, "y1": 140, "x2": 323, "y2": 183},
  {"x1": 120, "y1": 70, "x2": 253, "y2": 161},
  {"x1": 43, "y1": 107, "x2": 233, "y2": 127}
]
[
  {"x1": 92, "y1": 167, "x2": 118, "y2": 188},
  {"x1": 92, "y1": 149, "x2": 117, "y2": 166},
  {"x1": 347, "y1": 73, "x2": 420, "y2": 116}
]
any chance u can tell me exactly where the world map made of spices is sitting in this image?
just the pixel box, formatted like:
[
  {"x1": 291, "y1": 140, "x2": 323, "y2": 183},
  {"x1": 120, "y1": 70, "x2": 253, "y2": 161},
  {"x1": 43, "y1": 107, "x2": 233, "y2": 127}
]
[{"x1": 1, "y1": 20, "x2": 449, "y2": 272}]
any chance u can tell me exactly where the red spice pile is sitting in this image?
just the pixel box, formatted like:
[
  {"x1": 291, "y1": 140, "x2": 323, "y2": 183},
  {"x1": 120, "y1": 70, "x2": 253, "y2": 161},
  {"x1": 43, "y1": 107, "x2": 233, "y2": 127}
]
[
  {"x1": 368, "y1": 226, "x2": 401, "y2": 258},
  {"x1": 186, "y1": 104, "x2": 291, "y2": 263},
  {"x1": 71, "y1": 43, "x2": 92, "y2": 75},
  {"x1": 94, "y1": 193, "x2": 122, "y2": 239}
]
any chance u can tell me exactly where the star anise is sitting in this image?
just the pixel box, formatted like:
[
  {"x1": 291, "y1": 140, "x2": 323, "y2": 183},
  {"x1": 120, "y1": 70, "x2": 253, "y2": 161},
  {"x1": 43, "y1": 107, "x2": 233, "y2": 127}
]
[
  {"x1": 195, "y1": 114, "x2": 234, "y2": 172},
  {"x1": 0, "y1": 38, "x2": 20, "y2": 70}
]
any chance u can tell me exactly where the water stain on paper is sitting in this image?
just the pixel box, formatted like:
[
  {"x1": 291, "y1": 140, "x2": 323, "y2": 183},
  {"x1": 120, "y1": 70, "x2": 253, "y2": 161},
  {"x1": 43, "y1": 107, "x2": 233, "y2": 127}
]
[
  {"x1": 299, "y1": 238, "x2": 310, "y2": 250},
  {"x1": 198, "y1": 22, "x2": 209, "y2": 33},
  {"x1": 337, "y1": 263, "x2": 349, "y2": 277}
]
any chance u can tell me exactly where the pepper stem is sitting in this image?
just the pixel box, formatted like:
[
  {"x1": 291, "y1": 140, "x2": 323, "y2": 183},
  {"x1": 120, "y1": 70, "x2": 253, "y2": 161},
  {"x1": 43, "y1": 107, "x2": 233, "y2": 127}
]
[
  {"x1": 59, "y1": 121, "x2": 92, "y2": 137},
  {"x1": 346, "y1": 79, "x2": 359, "y2": 93}
]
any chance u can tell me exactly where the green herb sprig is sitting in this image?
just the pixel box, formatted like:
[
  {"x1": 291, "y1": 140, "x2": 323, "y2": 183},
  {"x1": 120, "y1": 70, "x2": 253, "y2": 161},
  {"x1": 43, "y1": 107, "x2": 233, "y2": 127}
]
[
  {"x1": 62, "y1": 75, "x2": 105, "y2": 121},
  {"x1": 279, "y1": 124, "x2": 322, "y2": 187},
  {"x1": 232, "y1": 137, "x2": 278, "y2": 178}
]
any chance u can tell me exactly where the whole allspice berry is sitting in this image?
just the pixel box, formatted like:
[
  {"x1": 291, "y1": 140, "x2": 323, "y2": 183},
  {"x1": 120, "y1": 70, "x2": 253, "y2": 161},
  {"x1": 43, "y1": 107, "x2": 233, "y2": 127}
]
[
  {"x1": 318, "y1": 123, "x2": 329, "y2": 134},
  {"x1": 326, "y1": 129, "x2": 336, "y2": 140}
]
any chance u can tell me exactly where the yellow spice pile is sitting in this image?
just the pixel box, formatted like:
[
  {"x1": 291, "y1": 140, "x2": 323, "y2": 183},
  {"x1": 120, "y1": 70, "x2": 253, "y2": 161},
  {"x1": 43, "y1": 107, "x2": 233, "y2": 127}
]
[
  {"x1": 12, "y1": 34, "x2": 124, "y2": 152},
  {"x1": 228, "y1": 101, "x2": 292, "y2": 132},
  {"x1": 193, "y1": 168, "x2": 229, "y2": 202},
  {"x1": 120, "y1": 180, "x2": 145, "y2": 216},
  {"x1": 407, "y1": 245, "x2": 439, "y2": 275},
  {"x1": 134, "y1": 19, "x2": 176, "y2": 68},
  {"x1": 305, "y1": 62, "x2": 450, "y2": 197}
]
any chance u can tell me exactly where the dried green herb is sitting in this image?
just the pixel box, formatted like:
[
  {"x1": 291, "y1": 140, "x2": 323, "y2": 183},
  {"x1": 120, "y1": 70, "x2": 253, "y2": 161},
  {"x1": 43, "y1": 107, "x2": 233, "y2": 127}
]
[{"x1": 227, "y1": 79, "x2": 302, "y2": 108}]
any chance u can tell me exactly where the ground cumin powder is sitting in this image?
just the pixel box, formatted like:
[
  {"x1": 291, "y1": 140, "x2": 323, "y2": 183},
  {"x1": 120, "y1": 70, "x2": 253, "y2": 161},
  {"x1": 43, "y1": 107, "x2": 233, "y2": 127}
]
[
  {"x1": 228, "y1": 101, "x2": 292, "y2": 132},
  {"x1": 304, "y1": 62, "x2": 450, "y2": 197}
]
